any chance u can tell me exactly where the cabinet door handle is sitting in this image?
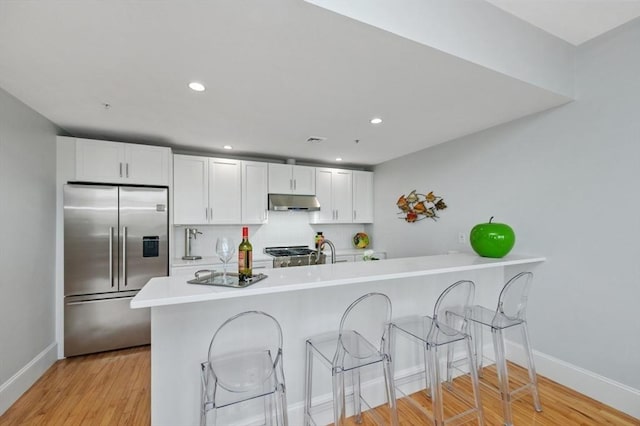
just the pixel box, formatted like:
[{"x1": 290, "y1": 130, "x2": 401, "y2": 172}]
[
  {"x1": 205, "y1": 207, "x2": 208, "y2": 221},
  {"x1": 119, "y1": 162, "x2": 123, "y2": 177},
  {"x1": 294, "y1": 179, "x2": 297, "y2": 190},
  {"x1": 126, "y1": 163, "x2": 129, "y2": 178},
  {"x1": 290, "y1": 179, "x2": 293, "y2": 190},
  {"x1": 209, "y1": 207, "x2": 213, "y2": 222},
  {"x1": 353, "y1": 210, "x2": 356, "y2": 221}
]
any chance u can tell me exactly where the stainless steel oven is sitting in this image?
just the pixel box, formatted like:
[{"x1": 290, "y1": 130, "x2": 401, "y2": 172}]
[{"x1": 264, "y1": 246, "x2": 325, "y2": 268}]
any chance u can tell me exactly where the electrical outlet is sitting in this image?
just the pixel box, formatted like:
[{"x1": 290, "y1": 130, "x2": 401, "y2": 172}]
[{"x1": 458, "y1": 232, "x2": 466, "y2": 244}]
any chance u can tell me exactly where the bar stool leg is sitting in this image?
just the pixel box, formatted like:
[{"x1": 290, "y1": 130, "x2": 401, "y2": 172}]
[
  {"x1": 474, "y1": 320, "x2": 484, "y2": 377},
  {"x1": 383, "y1": 357, "x2": 399, "y2": 426},
  {"x1": 278, "y1": 385, "x2": 289, "y2": 426},
  {"x1": 303, "y1": 342, "x2": 313, "y2": 426},
  {"x1": 521, "y1": 324, "x2": 543, "y2": 412},
  {"x1": 264, "y1": 393, "x2": 273, "y2": 426},
  {"x1": 332, "y1": 371, "x2": 346, "y2": 425},
  {"x1": 427, "y1": 345, "x2": 445, "y2": 426},
  {"x1": 422, "y1": 345, "x2": 431, "y2": 397},
  {"x1": 209, "y1": 408, "x2": 217, "y2": 426},
  {"x1": 352, "y1": 369, "x2": 362, "y2": 423},
  {"x1": 466, "y1": 336, "x2": 485, "y2": 425},
  {"x1": 492, "y1": 328, "x2": 513, "y2": 426},
  {"x1": 445, "y1": 342, "x2": 455, "y2": 387}
]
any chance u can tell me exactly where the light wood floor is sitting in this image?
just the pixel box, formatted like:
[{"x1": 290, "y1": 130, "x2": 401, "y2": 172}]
[{"x1": 1, "y1": 346, "x2": 637, "y2": 425}]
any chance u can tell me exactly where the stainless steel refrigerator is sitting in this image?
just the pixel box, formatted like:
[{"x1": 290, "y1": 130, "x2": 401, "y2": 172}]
[{"x1": 64, "y1": 184, "x2": 168, "y2": 357}]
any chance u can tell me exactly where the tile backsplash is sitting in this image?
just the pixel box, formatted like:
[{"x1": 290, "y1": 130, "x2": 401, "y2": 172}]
[{"x1": 173, "y1": 211, "x2": 367, "y2": 259}]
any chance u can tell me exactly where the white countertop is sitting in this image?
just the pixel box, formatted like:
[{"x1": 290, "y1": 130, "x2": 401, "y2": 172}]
[
  {"x1": 170, "y1": 249, "x2": 384, "y2": 267},
  {"x1": 172, "y1": 254, "x2": 271, "y2": 267},
  {"x1": 133, "y1": 253, "x2": 545, "y2": 309}
]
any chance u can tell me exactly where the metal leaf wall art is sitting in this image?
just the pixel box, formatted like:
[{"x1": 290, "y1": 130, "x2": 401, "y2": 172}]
[{"x1": 397, "y1": 190, "x2": 447, "y2": 222}]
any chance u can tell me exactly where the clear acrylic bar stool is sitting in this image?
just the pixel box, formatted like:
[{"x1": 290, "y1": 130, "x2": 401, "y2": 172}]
[
  {"x1": 391, "y1": 280, "x2": 484, "y2": 426},
  {"x1": 457, "y1": 271, "x2": 542, "y2": 426},
  {"x1": 304, "y1": 292, "x2": 399, "y2": 426},
  {"x1": 200, "y1": 311, "x2": 288, "y2": 426}
]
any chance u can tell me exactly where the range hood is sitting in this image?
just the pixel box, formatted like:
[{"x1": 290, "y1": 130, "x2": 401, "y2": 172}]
[{"x1": 268, "y1": 194, "x2": 321, "y2": 211}]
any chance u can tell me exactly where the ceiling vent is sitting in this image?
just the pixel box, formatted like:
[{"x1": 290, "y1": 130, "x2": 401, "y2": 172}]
[{"x1": 306, "y1": 136, "x2": 327, "y2": 143}]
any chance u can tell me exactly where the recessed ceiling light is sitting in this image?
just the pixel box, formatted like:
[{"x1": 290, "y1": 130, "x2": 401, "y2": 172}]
[
  {"x1": 223, "y1": 145, "x2": 233, "y2": 150},
  {"x1": 370, "y1": 117, "x2": 383, "y2": 124},
  {"x1": 188, "y1": 82, "x2": 206, "y2": 92},
  {"x1": 336, "y1": 157, "x2": 343, "y2": 162}
]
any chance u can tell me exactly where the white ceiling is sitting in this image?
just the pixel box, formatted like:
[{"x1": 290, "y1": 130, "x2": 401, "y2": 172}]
[
  {"x1": 486, "y1": 0, "x2": 640, "y2": 46},
  {"x1": 1, "y1": 0, "x2": 629, "y2": 167}
]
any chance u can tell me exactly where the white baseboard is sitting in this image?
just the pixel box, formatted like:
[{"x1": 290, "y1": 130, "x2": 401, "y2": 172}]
[
  {"x1": 505, "y1": 340, "x2": 640, "y2": 419},
  {"x1": 0, "y1": 342, "x2": 58, "y2": 415}
]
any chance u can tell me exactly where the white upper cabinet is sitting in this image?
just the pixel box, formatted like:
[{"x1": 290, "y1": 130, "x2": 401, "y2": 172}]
[
  {"x1": 173, "y1": 155, "x2": 208, "y2": 225},
  {"x1": 352, "y1": 171, "x2": 374, "y2": 223},
  {"x1": 313, "y1": 169, "x2": 334, "y2": 223},
  {"x1": 208, "y1": 158, "x2": 242, "y2": 224},
  {"x1": 310, "y1": 168, "x2": 353, "y2": 224},
  {"x1": 173, "y1": 155, "x2": 241, "y2": 225},
  {"x1": 75, "y1": 138, "x2": 124, "y2": 183},
  {"x1": 291, "y1": 165, "x2": 315, "y2": 195},
  {"x1": 125, "y1": 144, "x2": 171, "y2": 185},
  {"x1": 268, "y1": 163, "x2": 315, "y2": 195},
  {"x1": 75, "y1": 138, "x2": 170, "y2": 185},
  {"x1": 242, "y1": 161, "x2": 268, "y2": 224}
]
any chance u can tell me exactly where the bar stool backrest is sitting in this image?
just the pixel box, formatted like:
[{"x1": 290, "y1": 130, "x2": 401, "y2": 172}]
[
  {"x1": 496, "y1": 272, "x2": 533, "y2": 322},
  {"x1": 430, "y1": 280, "x2": 475, "y2": 340},
  {"x1": 207, "y1": 311, "x2": 283, "y2": 393},
  {"x1": 336, "y1": 293, "x2": 392, "y2": 362}
]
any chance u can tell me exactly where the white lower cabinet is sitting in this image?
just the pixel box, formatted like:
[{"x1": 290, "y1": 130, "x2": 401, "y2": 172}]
[
  {"x1": 334, "y1": 255, "x2": 355, "y2": 263},
  {"x1": 171, "y1": 259, "x2": 272, "y2": 277},
  {"x1": 173, "y1": 155, "x2": 241, "y2": 225},
  {"x1": 252, "y1": 260, "x2": 273, "y2": 271},
  {"x1": 171, "y1": 265, "x2": 216, "y2": 277},
  {"x1": 354, "y1": 251, "x2": 387, "y2": 261},
  {"x1": 75, "y1": 138, "x2": 170, "y2": 185}
]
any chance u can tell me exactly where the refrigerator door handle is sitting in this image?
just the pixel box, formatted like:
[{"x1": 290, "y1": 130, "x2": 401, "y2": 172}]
[
  {"x1": 122, "y1": 226, "x2": 127, "y2": 287},
  {"x1": 109, "y1": 227, "x2": 114, "y2": 287}
]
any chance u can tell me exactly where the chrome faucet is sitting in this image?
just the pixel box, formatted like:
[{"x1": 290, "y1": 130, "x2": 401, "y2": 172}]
[
  {"x1": 182, "y1": 227, "x2": 203, "y2": 260},
  {"x1": 318, "y1": 239, "x2": 336, "y2": 264}
]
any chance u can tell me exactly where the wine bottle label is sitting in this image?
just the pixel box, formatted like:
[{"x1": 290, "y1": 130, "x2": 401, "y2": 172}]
[{"x1": 238, "y1": 251, "x2": 252, "y2": 269}]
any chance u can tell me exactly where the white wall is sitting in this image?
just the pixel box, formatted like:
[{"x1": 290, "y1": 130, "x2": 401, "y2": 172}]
[
  {"x1": 0, "y1": 87, "x2": 58, "y2": 413},
  {"x1": 372, "y1": 18, "x2": 640, "y2": 395}
]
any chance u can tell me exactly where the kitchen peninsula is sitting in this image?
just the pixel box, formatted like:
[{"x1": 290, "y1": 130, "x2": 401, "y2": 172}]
[{"x1": 132, "y1": 252, "x2": 545, "y2": 426}]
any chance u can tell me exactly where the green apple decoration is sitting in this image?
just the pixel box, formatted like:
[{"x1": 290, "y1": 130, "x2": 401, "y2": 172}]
[{"x1": 470, "y1": 217, "x2": 515, "y2": 258}]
